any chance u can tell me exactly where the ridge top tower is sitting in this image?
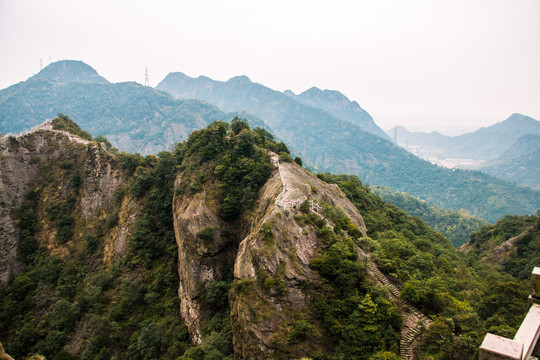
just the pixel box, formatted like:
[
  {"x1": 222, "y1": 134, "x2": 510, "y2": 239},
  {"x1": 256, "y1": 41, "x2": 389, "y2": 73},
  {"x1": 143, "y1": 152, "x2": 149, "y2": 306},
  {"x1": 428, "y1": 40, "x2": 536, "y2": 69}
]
[{"x1": 144, "y1": 67, "x2": 149, "y2": 87}]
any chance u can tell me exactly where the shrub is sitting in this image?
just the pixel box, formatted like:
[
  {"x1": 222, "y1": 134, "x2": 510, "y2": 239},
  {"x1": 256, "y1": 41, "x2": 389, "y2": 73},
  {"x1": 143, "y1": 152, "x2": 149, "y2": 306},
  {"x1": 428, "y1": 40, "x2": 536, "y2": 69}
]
[
  {"x1": 287, "y1": 319, "x2": 314, "y2": 344},
  {"x1": 197, "y1": 227, "x2": 215, "y2": 243},
  {"x1": 205, "y1": 280, "x2": 231, "y2": 309},
  {"x1": 106, "y1": 212, "x2": 119, "y2": 229},
  {"x1": 231, "y1": 116, "x2": 250, "y2": 135},
  {"x1": 279, "y1": 152, "x2": 292, "y2": 162},
  {"x1": 94, "y1": 135, "x2": 113, "y2": 150}
]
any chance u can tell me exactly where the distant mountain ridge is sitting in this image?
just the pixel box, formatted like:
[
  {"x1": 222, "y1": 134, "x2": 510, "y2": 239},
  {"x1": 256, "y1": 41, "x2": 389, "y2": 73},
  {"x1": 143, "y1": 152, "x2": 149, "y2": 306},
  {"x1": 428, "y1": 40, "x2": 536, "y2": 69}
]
[
  {"x1": 480, "y1": 134, "x2": 540, "y2": 190},
  {"x1": 389, "y1": 126, "x2": 451, "y2": 148},
  {"x1": 0, "y1": 62, "x2": 269, "y2": 154},
  {"x1": 156, "y1": 70, "x2": 540, "y2": 222},
  {"x1": 283, "y1": 87, "x2": 390, "y2": 139},
  {"x1": 388, "y1": 113, "x2": 540, "y2": 161}
]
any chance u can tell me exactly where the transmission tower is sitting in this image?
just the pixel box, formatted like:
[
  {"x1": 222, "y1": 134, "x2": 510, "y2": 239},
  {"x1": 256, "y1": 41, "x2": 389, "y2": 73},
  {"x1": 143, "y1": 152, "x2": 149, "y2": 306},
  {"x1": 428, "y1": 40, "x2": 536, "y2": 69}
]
[
  {"x1": 144, "y1": 67, "x2": 149, "y2": 87},
  {"x1": 40, "y1": 59, "x2": 43, "y2": 71}
]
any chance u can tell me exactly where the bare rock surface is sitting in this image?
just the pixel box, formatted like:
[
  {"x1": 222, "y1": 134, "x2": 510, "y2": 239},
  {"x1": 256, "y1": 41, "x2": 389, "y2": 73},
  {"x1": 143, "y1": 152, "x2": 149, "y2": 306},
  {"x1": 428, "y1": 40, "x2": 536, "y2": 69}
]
[{"x1": 0, "y1": 122, "x2": 122, "y2": 286}]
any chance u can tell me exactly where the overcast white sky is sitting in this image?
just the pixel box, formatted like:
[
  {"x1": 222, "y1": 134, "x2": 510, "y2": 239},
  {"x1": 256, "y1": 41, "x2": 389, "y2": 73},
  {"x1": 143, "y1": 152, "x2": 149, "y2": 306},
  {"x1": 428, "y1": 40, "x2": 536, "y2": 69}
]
[{"x1": 1, "y1": 0, "x2": 539, "y2": 135}]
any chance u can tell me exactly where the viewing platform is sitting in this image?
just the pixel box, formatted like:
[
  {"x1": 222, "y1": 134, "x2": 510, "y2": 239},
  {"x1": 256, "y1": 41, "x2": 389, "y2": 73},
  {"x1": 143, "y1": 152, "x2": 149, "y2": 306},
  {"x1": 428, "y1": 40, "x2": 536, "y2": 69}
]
[{"x1": 479, "y1": 267, "x2": 540, "y2": 360}]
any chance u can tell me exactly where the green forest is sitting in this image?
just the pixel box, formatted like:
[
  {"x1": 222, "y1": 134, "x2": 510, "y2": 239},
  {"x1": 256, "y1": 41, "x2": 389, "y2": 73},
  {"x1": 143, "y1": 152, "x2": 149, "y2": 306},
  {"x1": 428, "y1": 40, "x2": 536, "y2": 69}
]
[{"x1": 373, "y1": 188, "x2": 488, "y2": 247}]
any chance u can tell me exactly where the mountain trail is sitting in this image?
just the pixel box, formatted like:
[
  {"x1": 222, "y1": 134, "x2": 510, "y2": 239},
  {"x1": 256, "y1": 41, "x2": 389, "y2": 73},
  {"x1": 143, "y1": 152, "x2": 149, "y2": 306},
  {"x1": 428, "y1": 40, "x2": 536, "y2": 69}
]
[
  {"x1": 273, "y1": 154, "x2": 306, "y2": 211},
  {"x1": 6, "y1": 119, "x2": 91, "y2": 146},
  {"x1": 358, "y1": 248, "x2": 432, "y2": 360}
]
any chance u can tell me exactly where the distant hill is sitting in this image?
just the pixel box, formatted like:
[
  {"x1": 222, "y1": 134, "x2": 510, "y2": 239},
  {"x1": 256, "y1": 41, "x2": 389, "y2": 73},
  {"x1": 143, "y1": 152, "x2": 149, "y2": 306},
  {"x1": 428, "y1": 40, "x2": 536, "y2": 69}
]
[
  {"x1": 0, "y1": 62, "x2": 269, "y2": 155},
  {"x1": 450, "y1": 113, "x2": 540, "y2": 160},
  {"x1": 157, "y1": 72, "x2": 540, "y2": 222},
  {"x1": 388, "y1": 113, "x2": 540, "y2": 161},
  {"x1": 388, "y1": 126, "x2": 452, "y2": 149},
  {"x1": 479, "y1": 134, "x2": 540, "y2": 190},
  {"x1": 283, "y1": 87, "x2": 390, "y2": 139},
  {"x1": 28, "y1": 60, "x2": 109, "y2": 84}
]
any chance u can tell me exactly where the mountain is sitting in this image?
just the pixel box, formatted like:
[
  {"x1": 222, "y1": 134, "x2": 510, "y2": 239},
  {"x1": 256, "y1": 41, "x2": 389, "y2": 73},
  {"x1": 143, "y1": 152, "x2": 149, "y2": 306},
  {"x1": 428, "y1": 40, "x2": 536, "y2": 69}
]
[
  {"x1": 388, "y1": 126, "x2": 452, "y2": 150},
  {"x1": 388, "y1": 113, "x2": 540, "y2": 162},
  {"x1": 283, "y1": 87, "x2": 390, "y2": 139},
  {"x1": 157, "y1": 72, "x2": 540, "y2": 222},
  {"x1": 0, "y1": 61, "x2": 269, "y2": 155},
  {"x1": 449, "y1": 113, "x2": 540, "y2": 160},
  {"x1": 0, "y1": 119, "x2": 530, "y2": 359},
  {"x1": 28, "y1": 60, "x2": 109, "y2": 84},
  {"x1": 479, "y1": 134, "x2": 540, "y2": 190}
]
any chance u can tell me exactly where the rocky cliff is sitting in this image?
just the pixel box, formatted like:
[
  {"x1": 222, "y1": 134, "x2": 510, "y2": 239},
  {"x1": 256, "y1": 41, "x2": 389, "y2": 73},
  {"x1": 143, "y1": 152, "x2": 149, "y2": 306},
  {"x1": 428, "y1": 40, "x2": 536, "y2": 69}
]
[
  {"x1": 170, "y1": 119, "x2": 402, "y2": 358},
  {"x1": 229, "y1": 154, "x2": 368, "y2": 358},
  {"x1": 0, "y1": 120, "x2": 124, "y2": 286}
]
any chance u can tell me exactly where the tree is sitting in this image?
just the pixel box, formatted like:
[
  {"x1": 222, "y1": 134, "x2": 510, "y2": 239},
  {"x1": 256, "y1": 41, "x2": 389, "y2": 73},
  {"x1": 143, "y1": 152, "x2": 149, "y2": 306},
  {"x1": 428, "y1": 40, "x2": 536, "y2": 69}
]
[
  {"x1": 94, "y1": 135, "x2": 112, "y2": 150},
  {"x1": 231, "y1": 116, "x2": 250, "y2": 135}
]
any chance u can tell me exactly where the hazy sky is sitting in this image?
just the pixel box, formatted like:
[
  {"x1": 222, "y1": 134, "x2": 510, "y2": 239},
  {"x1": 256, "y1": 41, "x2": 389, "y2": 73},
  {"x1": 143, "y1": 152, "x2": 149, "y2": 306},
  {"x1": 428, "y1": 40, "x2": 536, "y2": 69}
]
[{"x1": 1, "y1": 0, "x2": 539, "y2": 135}]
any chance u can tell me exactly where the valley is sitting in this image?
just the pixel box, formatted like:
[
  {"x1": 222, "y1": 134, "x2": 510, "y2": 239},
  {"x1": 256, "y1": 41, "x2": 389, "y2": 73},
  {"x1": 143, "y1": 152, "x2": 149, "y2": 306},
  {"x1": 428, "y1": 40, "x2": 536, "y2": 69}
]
[{"x1": 389, "y1": 114, "x2": 540, "y2": 190}]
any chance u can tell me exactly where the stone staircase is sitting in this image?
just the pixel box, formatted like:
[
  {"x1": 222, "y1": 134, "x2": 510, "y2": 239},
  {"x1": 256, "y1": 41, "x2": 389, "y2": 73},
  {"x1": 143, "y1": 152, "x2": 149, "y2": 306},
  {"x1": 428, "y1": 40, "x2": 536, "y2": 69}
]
[{"x1": 359, "y1": 249, "x2": 432, "y2": 360}]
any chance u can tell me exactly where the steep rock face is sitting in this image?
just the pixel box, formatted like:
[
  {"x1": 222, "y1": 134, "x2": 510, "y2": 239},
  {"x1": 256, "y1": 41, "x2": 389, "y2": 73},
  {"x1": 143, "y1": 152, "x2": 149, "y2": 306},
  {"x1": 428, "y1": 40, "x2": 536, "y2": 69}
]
[
  {"x1": 172, "y1": 172, "x2": 240, "y2": 344},
  {"x1": 172, "y1": 151, "x2": 369, "y2": 356},
  {"x1": 0, "y1": 124, "x2": 124, "y2": 286}
]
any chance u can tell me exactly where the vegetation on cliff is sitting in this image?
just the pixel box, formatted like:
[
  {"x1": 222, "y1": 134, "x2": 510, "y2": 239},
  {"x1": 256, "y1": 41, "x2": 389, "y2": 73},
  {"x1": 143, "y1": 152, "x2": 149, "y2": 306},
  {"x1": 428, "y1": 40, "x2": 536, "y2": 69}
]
[
  {"x1": 317, "y1": 173, "x2": 530, "y2": 359},
  {"x1": 0, "y1": 117, "x2": 535, "y2": 360},
  {"x1": 463, "y1": 212, "x2": 540, "y2": 280},
  {"x1": 0, "y1": 118, "x2": 190, "y2": 359},
  {"x1": 297, "y1": 206, "x2": 402, "y2": 359}
]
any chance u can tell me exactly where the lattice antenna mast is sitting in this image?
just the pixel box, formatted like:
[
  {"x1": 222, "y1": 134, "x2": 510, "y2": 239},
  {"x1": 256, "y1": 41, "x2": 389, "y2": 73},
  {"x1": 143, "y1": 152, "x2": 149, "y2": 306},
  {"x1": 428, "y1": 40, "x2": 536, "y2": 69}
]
[
  {"x1": 144, "y1": 67, "x2": 149, "y2": 87},
  {"x1": 40, "y1": 59, "x2": 43, "y2": 71}
]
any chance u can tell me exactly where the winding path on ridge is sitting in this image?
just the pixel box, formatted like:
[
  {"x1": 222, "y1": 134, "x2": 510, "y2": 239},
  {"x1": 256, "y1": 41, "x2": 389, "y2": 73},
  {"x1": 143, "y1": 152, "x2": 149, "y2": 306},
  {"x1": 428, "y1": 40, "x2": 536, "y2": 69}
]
[
  {"x1": 272, "y1": 155, "x2": 308, "y2": 211},
  {"x1": 271, "y1": 154, "x2": 432, "y2": 360}
]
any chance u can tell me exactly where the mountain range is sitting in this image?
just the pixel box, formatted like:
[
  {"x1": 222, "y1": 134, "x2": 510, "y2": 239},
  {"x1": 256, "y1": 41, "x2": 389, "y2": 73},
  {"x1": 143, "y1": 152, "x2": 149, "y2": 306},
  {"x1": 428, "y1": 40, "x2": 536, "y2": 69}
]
[
  {"x1": 1, "y1": 60, "x2": 539, "y2": 222},
  {"x1": 282, "y1": 87, "x2": 390, "y2": 140},
  {"x1": 156, "y1": 70, "x2": 540, "y2": 222},
  {"x1": 388, "y1": 113, "x2": 540, "y2": 161},
  {"x1": 0, "y1": 70, "x2": 267, "y2": 155},
  {"x1": 388, "y1": 114, "x2": 540, "y2": 190}
]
